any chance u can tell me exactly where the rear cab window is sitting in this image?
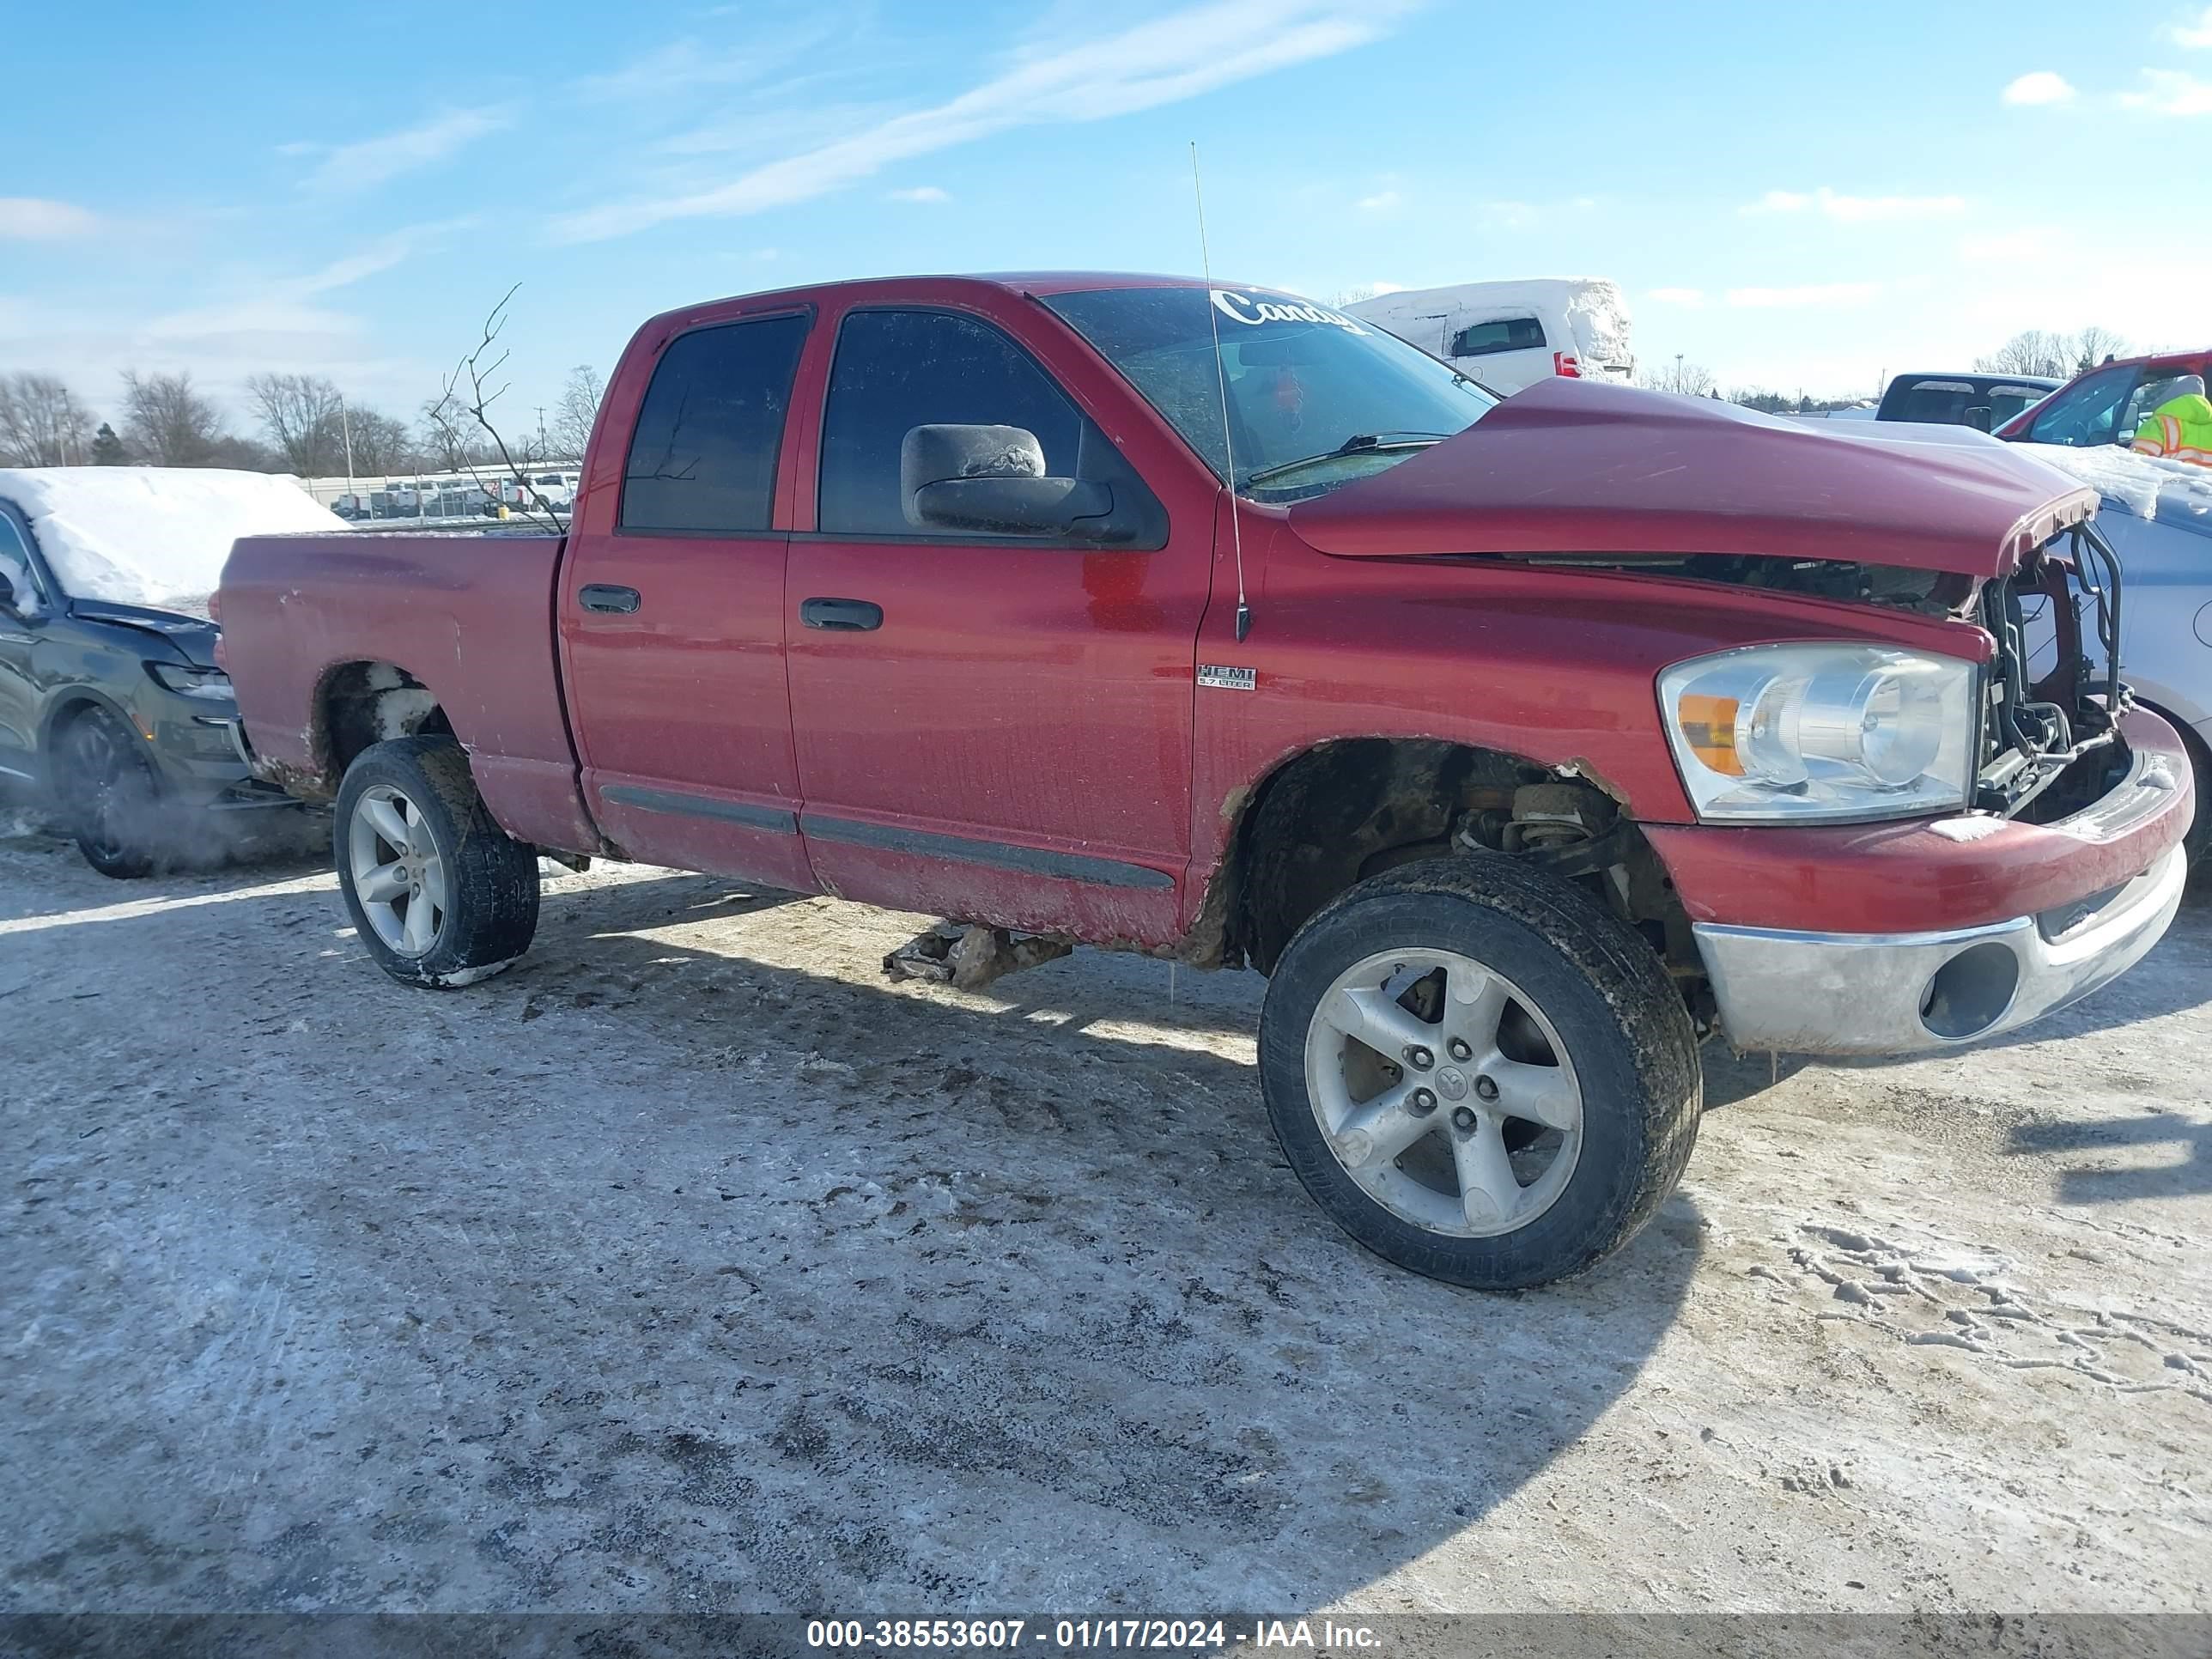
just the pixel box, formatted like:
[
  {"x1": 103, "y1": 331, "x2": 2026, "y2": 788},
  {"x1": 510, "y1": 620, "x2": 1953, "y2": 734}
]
[
  {"x1": 622, "y1": 312, "x2": 811, "y2": 534},
  {"x1": 1449, "y1": 315, "x2": 1546, "y2": 359}
]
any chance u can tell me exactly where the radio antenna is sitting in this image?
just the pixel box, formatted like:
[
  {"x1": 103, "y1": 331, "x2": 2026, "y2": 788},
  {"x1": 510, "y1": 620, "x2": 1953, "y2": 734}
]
[{"x1": 1190, "y1": 142, "x2": 1251, "y2": 643}]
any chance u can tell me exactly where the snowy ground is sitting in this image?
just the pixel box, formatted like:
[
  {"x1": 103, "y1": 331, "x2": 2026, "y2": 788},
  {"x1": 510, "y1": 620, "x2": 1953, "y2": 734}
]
[{"x1": 3, "y1": 812, "x2": 2209, "y2": 1619}]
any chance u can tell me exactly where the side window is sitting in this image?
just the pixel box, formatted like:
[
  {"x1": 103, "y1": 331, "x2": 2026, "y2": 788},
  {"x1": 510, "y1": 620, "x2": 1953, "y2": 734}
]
[
  {"x1": 817, "y1": 308, "x2": 1152, "y2": 538},
  {"x1": 1449, "y1": 315, "x2": 1546, "y2": 358},
  {"x1": 0, "y1": 511, "x2": 41, "y2": 613},
  {"x1": 621, "y1": 313, "x2": 810, "y2": 534}
]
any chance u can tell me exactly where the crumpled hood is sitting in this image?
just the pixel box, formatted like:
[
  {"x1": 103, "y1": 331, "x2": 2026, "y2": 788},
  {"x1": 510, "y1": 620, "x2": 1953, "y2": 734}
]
[
  {"x1": 1287, "y1": 380, "x2": 2100, "y2": 578},
  {"x1": 68, "y1": 599, "x2": 221, "y2": 666}
]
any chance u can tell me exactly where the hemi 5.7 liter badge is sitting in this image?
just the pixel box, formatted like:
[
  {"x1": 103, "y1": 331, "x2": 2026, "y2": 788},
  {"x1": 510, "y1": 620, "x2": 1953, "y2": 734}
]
[{"x1": 1197, "y1": 664, "x2": 1257, "y2": 691}]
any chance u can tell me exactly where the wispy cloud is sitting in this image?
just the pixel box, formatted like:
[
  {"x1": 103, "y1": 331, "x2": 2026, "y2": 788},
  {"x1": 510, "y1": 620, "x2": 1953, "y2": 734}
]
[
  {"x1": 578, "y1": 34, "x2": 830, "y2": 100},
  {"x1": 0, "y1": 197, "x2": 100, "y2": 240},
  {"x1": 2120, "y1": 69, "x2": 2212, "y2": 114},
  {"x1": 1650, "y1": 287, "x2": 1706, "y2": 306},
  {"x1": 1356, "y1": 189, "x2": 1401, "y2": 211},
  {"x1": 1726, "y1": 283, "x2": 1883, "y2": 309},
  {"x1": 2172, "y1": 5, "x2": 2212, "y2": 47},
  {"x1": 887, "y1": 185, "x2": 951, "y2": 203},
  {"x1": 551, "y1": 0, "x2": 1416, "y2": 243},
  {"x1": 1745, "y1": 187, "x2": 1964, "y2": 222},
  {"x1": 301, "y1": 109, "x2": 513, "y2": 192},
  {"x1": 2002, "y1": 70, "x2": 2076, "y2": 106}
]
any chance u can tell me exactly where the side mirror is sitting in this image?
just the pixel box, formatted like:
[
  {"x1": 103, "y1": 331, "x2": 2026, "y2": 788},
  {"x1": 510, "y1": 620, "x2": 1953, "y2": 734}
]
[
  {"x1": 1964, "y1": 405, "x2": 1992, "y2": 433},
  {"x1": 902, "y1": 423, "x2": 1131, "y2": 543},
  {"x1": 0, "y1": 570, "x2": 14, "y2": 613}
]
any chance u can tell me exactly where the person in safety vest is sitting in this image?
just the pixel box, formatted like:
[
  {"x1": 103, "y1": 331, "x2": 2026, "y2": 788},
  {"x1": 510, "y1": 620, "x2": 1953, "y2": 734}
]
[{"x1": 2130, "y1": 374, "x2": 2212, "y2": 467}]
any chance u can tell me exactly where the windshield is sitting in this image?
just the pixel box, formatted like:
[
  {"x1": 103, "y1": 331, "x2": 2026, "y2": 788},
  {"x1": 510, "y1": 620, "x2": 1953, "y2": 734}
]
[
  {"x1": 1043, "y1": 287, "x2": 1498, "y2": 502},
  {"x1": 2023, "y1": 363, "x2": 2142, "y2": 447}
]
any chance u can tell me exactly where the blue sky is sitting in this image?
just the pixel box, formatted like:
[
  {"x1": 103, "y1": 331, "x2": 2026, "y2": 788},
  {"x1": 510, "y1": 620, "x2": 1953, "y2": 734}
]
[{"x1": 4, "y1": 0, "x2": 2209, "y2": 434}]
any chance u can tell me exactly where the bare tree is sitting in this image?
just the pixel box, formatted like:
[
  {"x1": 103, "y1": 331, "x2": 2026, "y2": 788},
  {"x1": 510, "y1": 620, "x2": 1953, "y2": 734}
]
[
  {"x1": 1637, "y1": 355, "x2": 1717, "y2": 398},
  {"x1": 118, "y1": 370, "x2": 228, "y2": 466},
  {"x1": 417, "y1": 391, "x2": 485, "y2": 471},
  {"x1": 550, "y1": 364, "x2": 604, "y2": 462},
  {"x1": 0, "y1": 373, "x2": 96, "y2": 465},
  {"x1": 422, "y1": 287, "x2": 568, "y2": 530},
  {"x1": 346, "y1": 408, "x2": 421, "y2": 474},
  {"x1": 1974, "y1": 331, "x2": 2073, "y2": 380},
  {"x1": 245, "y1": 372, "x2": 346, "y2": 474},
  {"x1": 2072, "y1": 326, "x2": 2128, "y2": 374}
]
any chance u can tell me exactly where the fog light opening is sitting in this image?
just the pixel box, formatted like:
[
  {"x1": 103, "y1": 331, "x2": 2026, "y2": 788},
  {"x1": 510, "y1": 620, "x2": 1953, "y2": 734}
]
[{"x1": 1919, "y1": 940, "x2": 2021, "y2": 1041}]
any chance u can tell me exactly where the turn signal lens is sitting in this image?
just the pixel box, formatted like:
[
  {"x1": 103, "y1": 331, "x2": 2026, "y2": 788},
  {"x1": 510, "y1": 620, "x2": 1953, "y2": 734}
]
[{"x1": 1676, "y1": 693, "x2": 1743, "y2": 775}]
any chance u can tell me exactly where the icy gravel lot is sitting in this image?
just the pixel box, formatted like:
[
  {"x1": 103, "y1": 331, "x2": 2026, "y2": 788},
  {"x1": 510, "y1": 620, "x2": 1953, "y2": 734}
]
[{"x1": 3, "y1": 817, "x2": 2209, "y2": 1617}]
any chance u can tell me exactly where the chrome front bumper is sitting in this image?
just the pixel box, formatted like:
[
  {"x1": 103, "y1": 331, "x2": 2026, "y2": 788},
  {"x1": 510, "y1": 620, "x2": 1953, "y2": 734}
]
[{"x1": 1693, "y1": 844, "x2": 2188, "y2": 1054}]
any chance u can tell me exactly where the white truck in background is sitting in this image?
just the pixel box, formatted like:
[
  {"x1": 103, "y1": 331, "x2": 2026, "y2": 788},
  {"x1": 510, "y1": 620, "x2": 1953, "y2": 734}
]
[{"x1": 1346, "y1": 278, "x2": 1634, "y2": 393}]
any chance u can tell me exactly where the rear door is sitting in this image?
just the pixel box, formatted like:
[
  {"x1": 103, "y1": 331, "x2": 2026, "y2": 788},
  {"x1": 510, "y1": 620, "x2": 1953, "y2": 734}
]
[
  {"x1": 556, "y1": 307, "x2": 817, "y2": 889},
  {"x1": 783, "y1": 301, "x2": 1213, "y2": 943}
]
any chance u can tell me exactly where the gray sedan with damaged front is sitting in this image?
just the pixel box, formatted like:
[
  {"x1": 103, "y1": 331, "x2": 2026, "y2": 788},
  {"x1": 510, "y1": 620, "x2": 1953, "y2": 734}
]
[
  {"x1": 2016, "y1": 443, "x2": 2212, "y2": 868},
  {"x1": 0, "y1": 476, "x2": 319, "y2": 876}
]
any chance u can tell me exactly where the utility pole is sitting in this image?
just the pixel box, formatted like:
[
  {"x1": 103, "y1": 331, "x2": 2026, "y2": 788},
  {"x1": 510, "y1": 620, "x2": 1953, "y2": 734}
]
[{"x1": 339, "y1": 394, "x2": 356, "y2": 497}]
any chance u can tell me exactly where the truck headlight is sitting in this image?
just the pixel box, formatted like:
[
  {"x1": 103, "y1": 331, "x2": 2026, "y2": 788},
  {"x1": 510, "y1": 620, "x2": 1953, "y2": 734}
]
[
  {"x1": 1659, "y1": 644, "x2": 1975, "y2": 823},
  {"x1": 146, "y1": 662, "x2": 234, "y2": 702}
]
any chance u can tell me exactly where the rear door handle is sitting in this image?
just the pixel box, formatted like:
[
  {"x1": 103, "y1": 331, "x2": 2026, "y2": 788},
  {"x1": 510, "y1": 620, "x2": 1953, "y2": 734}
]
[
  {"x1": 800, "y1": 598, "x2": 883, "y2": 631},
  {"x1": 579, "y1": 584, "x2": 641, "y2": 614}
]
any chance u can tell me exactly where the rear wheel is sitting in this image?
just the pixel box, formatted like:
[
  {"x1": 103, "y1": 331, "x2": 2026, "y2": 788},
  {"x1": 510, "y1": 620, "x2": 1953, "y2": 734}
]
[
  {"x1": 1259, "y1": 856, "x2": 1702, "y2": 1290},
  {"x1": 335, "y1": 737, "x2": 539, "y2": 987},
  {"x1": 57, "y1": 707, "x2": 162, "y2": 879}
]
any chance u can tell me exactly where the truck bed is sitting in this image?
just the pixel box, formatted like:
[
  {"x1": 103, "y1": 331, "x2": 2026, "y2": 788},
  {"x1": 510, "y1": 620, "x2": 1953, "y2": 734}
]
[{"x1": 220, "y1": 528, "x2": 602, "y2": 854}]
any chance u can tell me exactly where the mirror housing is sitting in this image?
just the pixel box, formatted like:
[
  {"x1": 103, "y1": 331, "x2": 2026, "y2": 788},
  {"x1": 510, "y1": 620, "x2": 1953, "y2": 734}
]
[
  {"x1": 1964, "y1": 404, "x2": 1992, "y2": 433},
  {"x1": 0, "y1": 570, "x2": 14, "y2": 614},
  {"x1": 902, "y1": 423, "x2": 1133, "y2": 543}
]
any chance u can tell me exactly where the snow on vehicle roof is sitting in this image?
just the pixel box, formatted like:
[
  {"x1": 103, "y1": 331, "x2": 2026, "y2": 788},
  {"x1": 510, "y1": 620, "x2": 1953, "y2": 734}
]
[
  {"x1": 2016, "y1": 443, "x2": 2212, "y2": 538},
  {"x1": 0, "y1": 467, "x2": 343, "y2": 612},
  {"x1": 1344, "y1": 278, "x2": 1632, "y2": 368}
]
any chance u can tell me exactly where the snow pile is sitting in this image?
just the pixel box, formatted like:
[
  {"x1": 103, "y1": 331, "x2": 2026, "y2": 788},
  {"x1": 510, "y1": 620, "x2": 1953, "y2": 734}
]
[
  {"x1": 2015, "y1": 442, "x2": 2212, "y2": 537},
  {"x1": 0, "y1": 468, "x2": 343, "y2": 612},
  {"x1": 1346, "y1": 278, "x2": 1634, "y2": 372}
]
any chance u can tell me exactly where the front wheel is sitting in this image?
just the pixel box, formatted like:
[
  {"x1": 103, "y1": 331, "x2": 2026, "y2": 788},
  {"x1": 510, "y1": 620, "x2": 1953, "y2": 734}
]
[
  {"x1": 1258, "y1": 856, "x2": 1702, "y2": 1291},
  {"x1": 57, "y1": 707, "x2": 163, "y2": 879},
  {"x1": 335, "y1": 737, "x2": 539, "y2": 988}
]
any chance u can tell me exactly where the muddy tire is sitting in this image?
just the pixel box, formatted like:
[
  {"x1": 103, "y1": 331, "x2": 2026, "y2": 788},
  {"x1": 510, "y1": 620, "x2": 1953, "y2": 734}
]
[
  {"x1": 1258, "y1": 855, "x2": 1701, "y2": 1291},
  {"x1": 334, "y1": 737, "x2": 538, "y2": 988},
  {"x1": 56, "y1": 706, "x2": 163, "y2": 879}
]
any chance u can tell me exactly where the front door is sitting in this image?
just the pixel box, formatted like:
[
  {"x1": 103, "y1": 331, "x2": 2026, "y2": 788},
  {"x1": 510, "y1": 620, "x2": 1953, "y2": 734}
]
[
  {"x1": 557, "y1": 308, "x2": 817, "y2": 889},
  {"x1": 784, "y1": 303, "x2": 1213, "y2": 944}
]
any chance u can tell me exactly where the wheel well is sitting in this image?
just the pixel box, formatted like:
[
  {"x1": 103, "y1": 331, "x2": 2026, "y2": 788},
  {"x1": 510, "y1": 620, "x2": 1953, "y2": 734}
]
[
  {"x1": 40, "y1": 693, "x2": 125, "y2": 755},
  {"x1": 316, "y1": 662, "x2": 453, "y2": 786},
  {"x1": 1207, "y1": 738, "x2": 1703, "y2": 999}
]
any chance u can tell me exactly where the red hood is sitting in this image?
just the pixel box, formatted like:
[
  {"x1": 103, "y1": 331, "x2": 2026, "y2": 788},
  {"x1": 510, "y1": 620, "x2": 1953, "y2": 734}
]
[{"x1": 1287, "y1": 380, "x2": 2099, "y2": 579}]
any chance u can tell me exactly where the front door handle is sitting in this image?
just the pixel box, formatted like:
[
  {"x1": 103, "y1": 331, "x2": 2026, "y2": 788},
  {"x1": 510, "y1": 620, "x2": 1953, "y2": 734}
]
[
  {"x1": 579, "y1": 584, "x2": 641, "y2": 614},
  {"x1": 800, "y1": 598, "x2": 883, "y2": 631}
]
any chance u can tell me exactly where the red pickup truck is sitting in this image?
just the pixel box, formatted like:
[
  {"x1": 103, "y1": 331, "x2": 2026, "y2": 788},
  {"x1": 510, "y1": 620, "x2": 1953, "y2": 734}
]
[{"x1": 219, "y1": 273, "x2": 2194, "y2": 1291}]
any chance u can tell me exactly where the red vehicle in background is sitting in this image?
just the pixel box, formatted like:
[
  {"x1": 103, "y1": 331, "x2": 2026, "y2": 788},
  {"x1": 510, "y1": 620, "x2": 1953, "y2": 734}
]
[
  {"x1": 216, "y1": 274, "x2": 2193, "y2": 1291},
  {"x1": 1996, "y1": 348, "x2": 2212, "y2": 449}
]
